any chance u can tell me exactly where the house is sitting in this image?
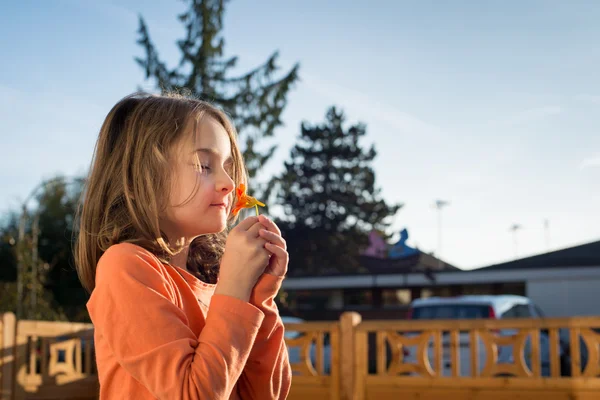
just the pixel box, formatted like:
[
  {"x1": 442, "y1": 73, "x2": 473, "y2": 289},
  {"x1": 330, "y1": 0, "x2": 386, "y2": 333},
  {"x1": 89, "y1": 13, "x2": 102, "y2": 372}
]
[
  {"x1": 472, "y1": 240, "x2": 600, "y2": 317},
  {"x1": 281, "y1": 237, "x2": 600, "y2": 319}
]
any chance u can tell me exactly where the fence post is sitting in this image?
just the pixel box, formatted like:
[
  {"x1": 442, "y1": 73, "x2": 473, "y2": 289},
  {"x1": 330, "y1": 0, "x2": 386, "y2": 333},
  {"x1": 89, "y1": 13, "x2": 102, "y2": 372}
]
[
  {"x1": 1, "y1": 312, "x2": 16, "y2": 400},
  {"x1": 339, "y1": 311, "x2": 361, "y2": 400}
]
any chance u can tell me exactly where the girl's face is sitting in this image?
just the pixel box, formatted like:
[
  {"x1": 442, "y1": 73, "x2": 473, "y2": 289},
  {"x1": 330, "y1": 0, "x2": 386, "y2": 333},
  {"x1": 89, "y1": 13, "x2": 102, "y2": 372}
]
[{"x1": 161, "y1": 115, "x2": 235, "y2": 244}]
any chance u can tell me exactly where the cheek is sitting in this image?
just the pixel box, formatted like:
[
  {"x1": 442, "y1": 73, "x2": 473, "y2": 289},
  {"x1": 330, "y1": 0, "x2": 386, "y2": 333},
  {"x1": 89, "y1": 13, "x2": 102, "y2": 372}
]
[
  {"x1": 169, "y1": 169, "x2": 194, "y2": 205},
  {"x1": 173, "y1": 172, "x2": 207, "y2": 205},
  {"x1": 194, "y1": 179, "x2": 216, "y2": 202}
]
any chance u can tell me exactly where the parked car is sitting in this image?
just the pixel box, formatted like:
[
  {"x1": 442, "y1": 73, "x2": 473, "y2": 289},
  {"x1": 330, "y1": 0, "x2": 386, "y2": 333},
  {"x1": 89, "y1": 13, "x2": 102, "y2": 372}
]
[
  {"x1": 558, "y1": 326, "x2": 600, "y2": 376},
  {"x1": 282, "y1": 316, "x2": 331, "y2": 375},
  {"x1": 402, "y1": 295, "x2": 567, "y2": 377}
]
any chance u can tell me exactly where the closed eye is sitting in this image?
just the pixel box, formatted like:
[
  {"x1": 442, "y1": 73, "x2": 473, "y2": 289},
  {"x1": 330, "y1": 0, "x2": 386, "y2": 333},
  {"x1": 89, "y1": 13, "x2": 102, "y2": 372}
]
[{"x1": 191, "y1": 163, "x2": 211, "y2": 173}]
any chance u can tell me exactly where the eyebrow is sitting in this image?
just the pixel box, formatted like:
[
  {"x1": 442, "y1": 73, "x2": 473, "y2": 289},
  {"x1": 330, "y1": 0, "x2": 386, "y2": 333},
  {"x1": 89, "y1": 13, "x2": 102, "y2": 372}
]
[{"x1": 194, "y1": 148, "x2": 233, "y2": 163}]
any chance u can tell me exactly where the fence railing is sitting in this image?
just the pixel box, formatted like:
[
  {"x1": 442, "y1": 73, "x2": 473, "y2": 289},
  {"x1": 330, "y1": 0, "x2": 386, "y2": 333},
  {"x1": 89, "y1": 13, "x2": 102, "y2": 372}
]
[
  {"x1": 1, "y1": 313, "x2": 16, "y2": 400},
  {"x1": 353, "y1": 316, "x2": 600, "y2": 400},
  {"x1": 284, "y1": 320, "x2": 340, "y2": 400},
  {"x1": 1, "y1": 312, "x2": 600, "y2": 400}
]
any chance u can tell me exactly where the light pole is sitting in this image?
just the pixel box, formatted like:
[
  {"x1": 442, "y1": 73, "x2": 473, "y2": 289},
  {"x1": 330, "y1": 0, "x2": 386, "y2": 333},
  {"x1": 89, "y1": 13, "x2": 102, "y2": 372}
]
[
  {"x1": 544, "y1": 219, "x2": 550, "y2": 252},
  {"x1": 433, "y1": 200, "x2": 450, "y2": 268},
  {"x1": 510, "y1": 223, "x2": 522, "y2": 258}
]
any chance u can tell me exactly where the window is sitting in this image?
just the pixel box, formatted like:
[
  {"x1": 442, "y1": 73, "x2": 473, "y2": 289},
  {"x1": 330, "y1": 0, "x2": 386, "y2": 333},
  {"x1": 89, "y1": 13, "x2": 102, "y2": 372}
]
[
  {"x1": 501, "y1": 304, "x2": 531, "y2": 318},
  {"x1": 289, "y1": 290, "x2": 332, "y2": 310},
  {"x1": 382, "y1": 289, "x2": 411, "y2": 307},
  {"x1": 412, "y1": 305, "x2": 492, "y2": 320},
  {"x1": 502, "y1": 306, "x2": 518, "y2": 318},
  {"x1": 533, "y1": 304, "x2": 545, "y2": 317},
  {"x1": 497, "y1": 282, "x2": 526, "y2": 296},
  {"x1": 344, "y1": 289, "x2": 373, "y2": 309},
  {"x1": 419, "y1": 287, "x2": 455, "y2": 299},
  {"x1": 461, "y1": 285, "x2": 494, "y2": 295},
  {"x1": 515, "y1": 304, "x2": 531, "y2": 317}
]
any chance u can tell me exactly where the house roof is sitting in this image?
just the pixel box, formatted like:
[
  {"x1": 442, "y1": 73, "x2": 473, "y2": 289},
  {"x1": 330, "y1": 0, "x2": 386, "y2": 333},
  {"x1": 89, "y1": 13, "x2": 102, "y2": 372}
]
[
  {"x1": 359, "y1": 251, "x2": 460, "y2": 274},
  {"x1": 476, "y1": 240, "x2": 600, "y2": 271}
]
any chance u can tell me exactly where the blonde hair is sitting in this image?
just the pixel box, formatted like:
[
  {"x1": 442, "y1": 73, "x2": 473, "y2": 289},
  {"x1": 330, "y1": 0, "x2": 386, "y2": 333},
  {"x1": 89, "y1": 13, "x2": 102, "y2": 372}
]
[{"x1": 74, "y1": 92, "x2": 247, "y2": 293}]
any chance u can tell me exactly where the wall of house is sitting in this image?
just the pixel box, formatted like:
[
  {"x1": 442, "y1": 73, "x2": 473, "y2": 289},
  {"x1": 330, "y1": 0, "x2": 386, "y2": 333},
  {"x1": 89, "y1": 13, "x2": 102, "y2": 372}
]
[
  {"x1": 283, "y1": 265, "x2": 600, "y2": 318},
  {"x1": 527, "y1": 277, "x2": 600, "y2": 316}
]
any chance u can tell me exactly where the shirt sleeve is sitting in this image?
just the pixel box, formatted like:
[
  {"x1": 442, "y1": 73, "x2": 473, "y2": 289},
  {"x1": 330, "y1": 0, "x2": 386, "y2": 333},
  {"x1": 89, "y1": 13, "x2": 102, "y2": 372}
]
[
  {"x1": 87, "y1": 244, "x2": 265, "y2": 400},
  {"x1": 236, "y1": 273, "x2": 292, "y2": 399}
]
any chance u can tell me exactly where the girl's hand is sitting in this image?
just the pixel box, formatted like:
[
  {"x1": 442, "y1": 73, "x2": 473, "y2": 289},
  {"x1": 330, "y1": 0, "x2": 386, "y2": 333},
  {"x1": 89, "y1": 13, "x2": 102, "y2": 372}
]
[
  {"x1": 216, "y1": 216, "x2": 270, "y2": 301},
  {"x1": 257, "y1": 215, "x2": 288, "y2": 277}
]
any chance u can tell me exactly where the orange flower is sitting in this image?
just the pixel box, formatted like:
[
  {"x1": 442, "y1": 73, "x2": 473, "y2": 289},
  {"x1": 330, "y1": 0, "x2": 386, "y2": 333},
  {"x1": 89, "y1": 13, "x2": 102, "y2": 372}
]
[{"x1": 232, "y1": 183, "x2": 265, "y2": 216}]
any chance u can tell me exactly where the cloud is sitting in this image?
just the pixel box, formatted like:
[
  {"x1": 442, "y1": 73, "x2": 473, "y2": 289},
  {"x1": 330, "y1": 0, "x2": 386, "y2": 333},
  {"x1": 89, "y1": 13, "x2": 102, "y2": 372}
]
[
  {"x1": 501, "y1": 105, "x2": 563, "y2": 126},
  {"x1": 58, "y1": 0, "x2": 138, "y2": 25},
  {"x1": 302, "y1": 72, "x2": 441, "y2": 137},
  {"x1": 579, "y1": 154, "x2": 600, "y2": 170},
  {"x1": 0, "y1": 84, "x2": 106, "y2": 210},
  {"x1": 575, "y1": 94, "x2": 600, "y2": 105},
  {"x1": 57, "y1": 0, "x2": 179, "y2": 38}
]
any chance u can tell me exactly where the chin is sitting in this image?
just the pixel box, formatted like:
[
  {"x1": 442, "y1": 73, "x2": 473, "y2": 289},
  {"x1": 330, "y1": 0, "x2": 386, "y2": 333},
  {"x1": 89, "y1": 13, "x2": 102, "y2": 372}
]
[{"x1": 196, "y1": 222, "x2": 228, "y2": 236}]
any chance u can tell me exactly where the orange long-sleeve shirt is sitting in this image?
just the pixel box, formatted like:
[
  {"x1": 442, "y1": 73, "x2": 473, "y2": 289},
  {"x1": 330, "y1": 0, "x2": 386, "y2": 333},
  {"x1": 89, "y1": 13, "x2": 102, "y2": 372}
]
[{"x1": 86, "y1": 242, "x2": 292, "y2": 399}]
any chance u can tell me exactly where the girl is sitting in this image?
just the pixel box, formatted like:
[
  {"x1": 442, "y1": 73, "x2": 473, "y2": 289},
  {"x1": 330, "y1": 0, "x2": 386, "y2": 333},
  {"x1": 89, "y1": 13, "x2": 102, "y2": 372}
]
[{"x1": 75, "y1": 92, "x2": 291, "y2": 399}]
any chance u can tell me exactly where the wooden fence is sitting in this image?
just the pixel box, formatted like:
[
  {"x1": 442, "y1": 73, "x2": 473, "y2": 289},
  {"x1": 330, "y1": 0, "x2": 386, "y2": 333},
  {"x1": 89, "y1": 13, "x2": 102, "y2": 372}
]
[
  {"x1": 1, "y1": 311, "x2": 599, "y2": 399},
  {"x1": 0, "y1": 313, "x2": 97, "y2": 400},
  {"x1": 353, "y1": 316, "x2": 600, "y2": 400}
]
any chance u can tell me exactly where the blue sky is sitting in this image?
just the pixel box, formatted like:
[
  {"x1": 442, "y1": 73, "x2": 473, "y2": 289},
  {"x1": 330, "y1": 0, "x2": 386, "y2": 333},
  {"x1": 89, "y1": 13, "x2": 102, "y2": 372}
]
[{"x1": 1, "y1": 0, "x2": 599, "y2": 269}]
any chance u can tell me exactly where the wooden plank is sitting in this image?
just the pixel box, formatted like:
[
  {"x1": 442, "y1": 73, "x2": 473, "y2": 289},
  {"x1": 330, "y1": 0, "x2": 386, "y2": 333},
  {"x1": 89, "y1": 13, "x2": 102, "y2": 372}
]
[
  {"x1": 548, "y1": 328, "x2": 560, "y2": 378},
  {"x1": 470, "y1": 330, "x2": 478, "y2": 377},
  {"x1": 1, "y1": 313, "x2": 16, "y2": 400},
  {"x1": 84, "y1": 339, "x2": 92, "y2": 375},
  {"x1": 357, "y1": 317, "x2": 600, "y2": 332},
  {"x1": 450, "y1": 330, "x2": 460, "y2": 378},
  {"x1": 340, "y1": 312, "x2": 361, "y2": 400},
  {"x1": 530, "y1": 329, "x2": 541, "y2": 377},
  {"x1": 433, "y1": 330, "x2": 442, "y2": 375},
  {"x1": 28, "y1": 336, "x2": 37, "y2": 376},
  {"x1": 17, "y1": 321, "x2": 93, "y2": 337},
  {"x1": 364, "y1": 375, "x2": 600, "y2": 390},
  {"x1": 289, "y1": 376, "x2": 330, "y2": 385},
  {"x1": 329, "y1": 327, "x2": 340, "y2": 400},
  {"x1": 376, "y1": 332, "x2": 386, "y2": 375},
  {"x1": 364, "y1": 387, "x2": 578, "y2": 400},
  {"x1": 570, "y1": 328, "x2": 581, "y2": 378},
  {"x1": 354, "y1": 330, "x2": 369, "y2": 400},
  {"x1": 40, "y1": 337, "x2": 48, "y2": 379},
  {"x1": 315, "y1": 332, "x2": 323, "y2": 375},
  {"x1": 288, "y1": 385, "x2": 331, "y2": 400},
  {"x1": 283, "y1": 322, "x2": 340, "y2": 332}
]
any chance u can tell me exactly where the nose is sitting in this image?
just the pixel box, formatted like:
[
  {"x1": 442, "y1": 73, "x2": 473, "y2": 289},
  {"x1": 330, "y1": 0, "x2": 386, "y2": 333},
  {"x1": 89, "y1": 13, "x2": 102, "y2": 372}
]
[{"x1": 217, "y1": 168, "x2": 234, "y2": 195}]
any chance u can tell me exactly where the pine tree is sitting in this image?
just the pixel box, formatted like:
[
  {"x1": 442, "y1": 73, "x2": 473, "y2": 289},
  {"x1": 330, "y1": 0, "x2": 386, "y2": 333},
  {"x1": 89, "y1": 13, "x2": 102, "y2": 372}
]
[
  {"x1": 136, "y1": 0, "x2": 299, "y2": 182},
  {"x1": 273, "y1": 107, "x2": 402, "y2": 276}
]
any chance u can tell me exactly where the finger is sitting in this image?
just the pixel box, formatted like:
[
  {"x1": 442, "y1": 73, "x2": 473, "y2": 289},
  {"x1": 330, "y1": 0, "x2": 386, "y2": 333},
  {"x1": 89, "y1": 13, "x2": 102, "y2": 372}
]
[
  {"x1": 259, "y1": 229, "x2": 286, "y2": 250},
  {"x1": 265, "y1": 242, "x2": 289, "y2": 264},
  {"x1": 246, "y1": 221, "x2": 264, "y2": 238},
  {"x1": 258, "y1": 214, "x2": 282, "y2": 236},
  {"x1": 235, "y1": 216, "x2": 259, "y2": 231}
]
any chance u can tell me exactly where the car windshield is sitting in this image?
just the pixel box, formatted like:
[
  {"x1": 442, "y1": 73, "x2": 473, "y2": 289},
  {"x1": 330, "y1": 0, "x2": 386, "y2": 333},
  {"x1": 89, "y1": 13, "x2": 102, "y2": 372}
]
[{"x1": 412, "y1": 304, "x2": 491, "y2": 319}]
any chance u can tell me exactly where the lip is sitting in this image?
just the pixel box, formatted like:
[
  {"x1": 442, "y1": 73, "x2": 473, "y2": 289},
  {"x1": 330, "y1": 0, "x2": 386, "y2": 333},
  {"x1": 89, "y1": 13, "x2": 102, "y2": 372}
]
[{"x1": 210, "y1": 203, "x2": 228, "y2": 209}]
